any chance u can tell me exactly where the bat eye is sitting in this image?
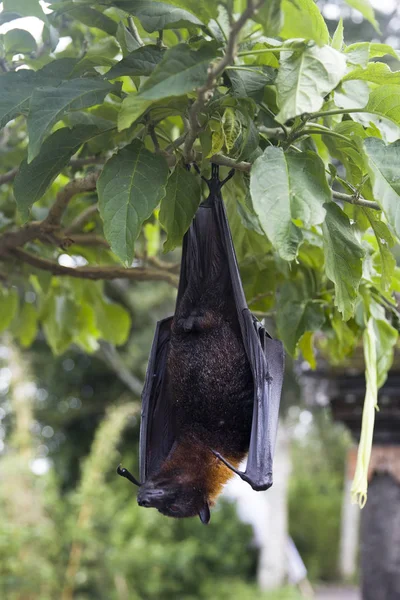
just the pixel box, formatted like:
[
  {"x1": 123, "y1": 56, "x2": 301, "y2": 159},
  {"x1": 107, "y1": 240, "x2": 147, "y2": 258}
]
[{"x1": 169, "y1": 504, "x2": 180, "y2": 513}]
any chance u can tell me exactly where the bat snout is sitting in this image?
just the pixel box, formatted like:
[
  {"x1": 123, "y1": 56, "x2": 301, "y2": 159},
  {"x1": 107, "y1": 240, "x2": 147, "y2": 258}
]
[{"x1": 137, "y1": 487, "x2": 165, "y2": 508}]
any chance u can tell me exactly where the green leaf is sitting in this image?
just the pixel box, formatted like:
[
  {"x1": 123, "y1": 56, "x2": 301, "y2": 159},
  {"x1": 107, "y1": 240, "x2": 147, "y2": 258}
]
[
  {"x1": 250, "y1": 147, "x2": 330, "y2": 260},
  {"x1": 3, "y1": 0, "x2": 48, "y2": 22},
  {"x1": 276, "y1": 43, "x2": 346, "y2": 123},
  {"x1": 111, "y1": 0, "x2": 203, "y2": 32},
  {"x1": 14, "y1": 303, "x2": 38, "y2": 348},
  {"x1": 322, "y1": 202, "x2": 365, "y2": 320},
  {"x1": 334, "y1": 80, "x2": 370, "y2": 109},
  {"x1": 277, "y1": 282, "x2": 325, "y2": 355},
  {"x1": 118, "y1": 95, "x2": 152, "y2": 130},
  {"x1": 144, "y1": 222, "x2": 160, "y2": 256},
  {"x1": 156, "y1": 0, "x2": 217, "y2": 23},
  {"x1": 97, "y1": 140, "x2": 169, "y2": 264},
  {"x1": 97, "y1": 302, "x2": 131, "y2": 346},
  {"x1": 364, "y1": 138, "x2": 400, "y2": 239},
  {"x1": 331, "y1": 18, "x2": 344, "y2": 51},
  {"x1": 342, "y1": 0, "x2": 379, "y2": 31},
  {"x1": 345, "y1": 42, "x2": 399, "y2": 68},
  {"x1": 227, "y1": 67, "x2": 276, "y2": 103},
  {"x1": 364, "y1": 208, "x2": 396, "y2": 291},
  {"x1": 106, "y1": 45, "x2": 165, "y2": 79},
  {"x1": 0, "y1": 70, "x2": 37, "y2": 128},
  {"x1": 280, "y1": 0, "x2": 329, "y2": 46},
  {"x1": 207, "y1": 123, "x2": 225, "y2": 157},
  {"x1": 14, "y1": 125, "x2": 112, "y2": 220},
  {"x1": 0, "y1": 287, "x2": 19, "y2": 333},
  {"x1": 222, "y1": 108, "x2": 242, "y2": 153},
  {"x1": 4, "y1": 29, "x2": 37, "y2": 55},
  {"x1": 254, "y1": 0, "x2": 282, "y2": 37},
  {"x1": 322, "y1": 121, "x2": 368, "y2": 186},
  {"x1": 27, "y1": 78, "x2": 118, "y2": 162},
  {"x1": 298, "y1": 331, "x2": 317, "y2": 369},
  {"x1": 159, "y1": 166, "x2": 201, "y2": 252},
  {"x1": 373, "y1": 314, "x2": 398, "y2": 388},
  {"x1": 139, "y1": 43, "x2": 217, "y2": 100},
  {"x1": 116, "y1": 22, "x2": 141, "y2": 55},
  {"x1": 69, "y1": 7, "x2": 118, "y2": 35},
  {"x1": 344, "y1": 62, "x2": 400, "y2": 86}
]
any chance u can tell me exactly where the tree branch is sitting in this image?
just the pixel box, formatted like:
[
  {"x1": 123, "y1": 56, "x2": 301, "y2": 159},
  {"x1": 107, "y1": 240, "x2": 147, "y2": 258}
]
[
  {"x1": 43, "y1": 172, "x2": 99, "y2": 228},
  {"x1": 0, "y1": 167, "x2": 18, "y2": 185},
  {"x1": 332, "y1": 190, "x2": 380, "y2": 211},
  {"x1": 183, "y1": 0, "x2": 265, "y2": 161},
  {"x1": 9, "y1": 248, "x2": 179, "y2": 286},
  {"x1": 64, "y1": 204, "x2": 99, "y2": 235}
]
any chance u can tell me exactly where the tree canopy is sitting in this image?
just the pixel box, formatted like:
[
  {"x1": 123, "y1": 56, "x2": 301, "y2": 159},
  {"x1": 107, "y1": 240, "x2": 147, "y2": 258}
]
[{"x1": 1, "y1": 0, "x2": 400, "y2": 502}]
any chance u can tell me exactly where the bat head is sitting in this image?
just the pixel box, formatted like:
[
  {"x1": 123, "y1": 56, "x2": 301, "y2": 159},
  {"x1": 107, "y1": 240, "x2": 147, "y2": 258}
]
[{"x1": 137, "y1": 477, "x2": 211, "y2": 524}]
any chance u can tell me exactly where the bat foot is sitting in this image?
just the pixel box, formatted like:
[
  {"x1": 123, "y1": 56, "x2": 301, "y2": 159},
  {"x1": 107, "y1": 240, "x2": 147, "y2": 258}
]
[{"x1": 117, "y1": 464, "x2": 141, "y2": 487}]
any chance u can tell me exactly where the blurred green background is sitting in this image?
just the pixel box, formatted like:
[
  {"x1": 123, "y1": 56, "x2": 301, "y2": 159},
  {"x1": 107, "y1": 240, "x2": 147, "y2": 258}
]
[{"x1": 0, "y1": 280, "x2": 350, "y2": 600}]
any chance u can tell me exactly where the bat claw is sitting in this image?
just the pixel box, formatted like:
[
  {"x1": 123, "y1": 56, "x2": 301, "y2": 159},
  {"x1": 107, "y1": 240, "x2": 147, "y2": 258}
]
[{"x1": 117, "y1": 464, "x2": 141, "y2": 487}]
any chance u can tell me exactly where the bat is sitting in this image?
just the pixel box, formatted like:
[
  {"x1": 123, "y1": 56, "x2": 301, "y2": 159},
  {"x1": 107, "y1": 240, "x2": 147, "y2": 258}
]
[{"x1": 118, "y1": 164, "x2": 284, "y2": 525}]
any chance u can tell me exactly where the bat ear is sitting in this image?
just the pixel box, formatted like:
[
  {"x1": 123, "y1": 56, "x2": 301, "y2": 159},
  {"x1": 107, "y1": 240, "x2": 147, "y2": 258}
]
[{"x1": 198, "y1": 502, "x2": 211, "y2": 525}]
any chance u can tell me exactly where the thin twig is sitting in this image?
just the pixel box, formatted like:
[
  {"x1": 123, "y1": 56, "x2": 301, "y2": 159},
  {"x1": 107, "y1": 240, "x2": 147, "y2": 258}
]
[
  {"x1": 64, "y1": 204, "x2": 99, "y2": 235},
  {"x1": 0, "y1": 167, "x2": 18, "y2": 185},
  {"x1": 10, "y1": 248, "x2": 179, "y2": 286},
  {"x1": 43, "y1": 173, "x2": 98, "y2": 228},
  {"x1": 183, "y1": 0, "x2": 265, "y2": 161},
  {"x1": 69, "y1": 156, "x2": 106, "y2": 168},
  {"x1": 332, "y1": 190, "x2": 380, "y2": 211}
]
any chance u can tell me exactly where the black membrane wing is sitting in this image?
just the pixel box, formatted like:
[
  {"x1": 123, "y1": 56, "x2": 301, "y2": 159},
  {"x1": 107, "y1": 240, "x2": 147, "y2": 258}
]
[
  {"x1": 139, "y1": 316, "x2": 175, "y2": 483},
  {"x1": 140, "y1": 165, "x2": 284, "y2": 491},
  {"x1": 210, "y1": 179, "x2": 285, "y2": 490}
]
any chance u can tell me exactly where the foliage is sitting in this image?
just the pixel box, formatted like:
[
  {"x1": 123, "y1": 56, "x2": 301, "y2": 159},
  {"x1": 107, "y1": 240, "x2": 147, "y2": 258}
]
[{"x1": 0, "y1": 0, "x2": 399, "y2": 498}]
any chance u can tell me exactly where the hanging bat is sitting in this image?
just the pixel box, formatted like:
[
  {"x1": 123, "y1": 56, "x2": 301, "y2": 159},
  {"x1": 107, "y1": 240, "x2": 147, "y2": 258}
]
[{"x1": 118, "y1": 164, "x2": 284, "y2": 525}]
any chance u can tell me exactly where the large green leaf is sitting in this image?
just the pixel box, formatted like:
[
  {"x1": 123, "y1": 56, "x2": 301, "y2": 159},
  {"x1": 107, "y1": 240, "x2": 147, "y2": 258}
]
[
  {"x1": 0, "y1": 287, "x2": 19, "y2": 333},
  {"x1": 139, "y1": 43, "x2": 217, "y2": 100},
  {"x1": 0, "y1": 70, "x2": 40, "y2": 128},
  {"x1": 27, "y1": 78, "x2": 118, "y2": 162},
  {"x1": 106, "y1": 45, "x2": 165, "y2": 79},
  {"x1": 364, "y1": 138, "x2": 400, "y2": 239},
  {"x1": 345, "y1": 42, "x2": 399, "y2": 68},
  {"x1": 227, "y1": 67, "x2": 276, "y2": 103},
  {"x1": 344, "y1": 62, "x2": 400, "y2": 85},
  {"x1": 111, "y1": 0, "x2": 203, "y2": 32},
  {"x1": 3, "y1": 0, "x2": 48, "y2": 22},
  {"x1": 342, "y1": 0, "x2": 379, "y2": 31},
  {"x1": 363, "y1": 85, "x2": 400, "y2": 129},
  {"x1": 277, "y1": 283, "x2": 325, "y2": 355},
  {"x1": 14, "y1": 125, "x2": 112, "y2": 220},
  {"x1": 156, "y1": 0, "x2": 217, "y2": 22},
  {"x1": 250, "y1": 147, "x2": 330, "y2": 260},
  {"x1": 69, "y1": 6, "x2": 118, "y2": 35},
  {"x1": 322, "y1": 202, "x2": 365, "y2": 320},
  {"x1": 4, "y1": 29, "x2": 37, "y2": 55},
  {"x1": 364, "y1": 208, "x2": 396, "y2": 291},
  {"x1": 13, "y1": 303, "x2": 38, "y2": 348},
  {"x1": 280, "y1": 0, "x2": 329, "y2": 46},
  {"x1": 254, "y1": 0, "x2": 282, "y2": 37},
  {"x1": 97, "y1": 140, "x2": 168, "y2": 264},
  {"x1": 118, "y1": 95, "x2": 152, "y2": 131},
  {"x1": 322, "y1": 121, "x2": 368, "y2": 186},
  {"x1": 159, "y1": 166, "x2": 200, "y2": 252},
  {"x1": 276, "y1": 43, "x2": 346, "y2": 123}
]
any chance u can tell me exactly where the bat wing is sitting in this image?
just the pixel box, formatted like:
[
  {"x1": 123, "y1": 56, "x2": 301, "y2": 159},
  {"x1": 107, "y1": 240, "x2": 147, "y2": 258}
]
[
  {"x1": 139, "y1": 316, "x2": 176, "y2": 484},
  {"x1": 139, "y1": 165, "x2": 284, "y2": 492},
  {"x1": 212, "y1": 179, "x2": 285, "y2": 491}
]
